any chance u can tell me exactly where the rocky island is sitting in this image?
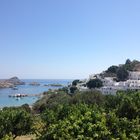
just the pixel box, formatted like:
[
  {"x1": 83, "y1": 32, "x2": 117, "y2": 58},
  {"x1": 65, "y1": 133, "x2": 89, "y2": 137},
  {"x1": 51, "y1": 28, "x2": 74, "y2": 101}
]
[
  {"x1": 29, "y1": 82, "x2": 40, "y2": 86},
  {"x1": 44, "y1": 84, "x2": 63, "y2": 87},
  {"x1": 0, "y1": 77, "x2": 25, "y2": 88}
]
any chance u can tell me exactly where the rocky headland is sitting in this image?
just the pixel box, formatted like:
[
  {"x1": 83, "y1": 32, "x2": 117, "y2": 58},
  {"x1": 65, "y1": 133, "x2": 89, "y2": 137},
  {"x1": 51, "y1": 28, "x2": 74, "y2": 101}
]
[{"x1": 0, "y1": 77, "x2": 25, "y2": 88}]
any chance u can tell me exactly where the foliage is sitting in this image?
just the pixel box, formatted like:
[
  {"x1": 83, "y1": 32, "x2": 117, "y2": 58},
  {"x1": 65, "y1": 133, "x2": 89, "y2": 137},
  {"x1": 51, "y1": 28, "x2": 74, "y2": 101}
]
[
  {"x1": 70, "y1": 91, "x2": 105, "y2": 106},
  {"x1": 72, "y1": 79, "x2": 80, "y2": 86},
  {"x1": 0, "y1": 108, "x2": 33, "y2": 139},
  {"x1": 40, "y1": 104, "x2": 110, "y2": 140},
  {"x1": 1, "y1": 133, "x2": 14, "y2": 140},
  {"x1": 105, "y1": 91, "x2": 140, "y2": 120},
  {"x1": 33, "y1": 94, "x2": 50, "y2": 113},
  {"x1": 32, "y1": 116, "x2": 45, "y2": 137},
  {"x1": 37, "y1": 91, "x2": 140, "y2": 139},
  {"x1": 86, "y1": 79, "x2": 103, "y2": 89},
  {"x1": 104, "y1": 59, "x2": 140, "y2": 78},
  {"x1": 21, "y1": 104, "x2": 31, "y2": 113},
  {"x1": 70, "y1": 86, "x2": 77, "y2": 93},
  {"x1": 124, "y1": 59, "x2": 140, "y2": 71},
  {"x1": 58, "y1": 86, "x2": 69, "y2": 93},
  {"x1": 33, "y1": 90, "x2": 104, "y2": 113},
  {"x1": 116, "y1": 66, "x2": 129, "y2": 81},
  {"x1": 106, "y1": 65, "x2": 119, "y2": 74},
  {"x1": 40, "y1": 102, "x2": 140, "y2": 139},
  {"x1": 1, "y1": 90, "x2": 140, "y2": 139},
  {"x1": 116, "y1": 91, "x2": 140, "y2": 119},
  {"x1": 33, "y1": 93, "x2": 71, "y2": 112}
]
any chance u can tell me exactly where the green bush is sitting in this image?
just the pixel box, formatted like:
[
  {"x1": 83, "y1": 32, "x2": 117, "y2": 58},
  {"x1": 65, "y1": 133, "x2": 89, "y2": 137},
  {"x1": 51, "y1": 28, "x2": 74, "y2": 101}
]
[
  {"x1": 0, "y1": 108, "x2": 33, "y2": 139},
  {"x1": 40, "y1": 103, "x2": 140, "y2": 140},
  {"x1": 86, "y1": 79, "x2": 103, "y2": 89}
]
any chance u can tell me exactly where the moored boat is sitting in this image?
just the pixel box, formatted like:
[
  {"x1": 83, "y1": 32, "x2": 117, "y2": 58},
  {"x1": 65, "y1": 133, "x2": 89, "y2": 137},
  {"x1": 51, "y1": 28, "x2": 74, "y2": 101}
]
[{"x1": 8, "y1": 94, "x2": 28, "y2": 98}]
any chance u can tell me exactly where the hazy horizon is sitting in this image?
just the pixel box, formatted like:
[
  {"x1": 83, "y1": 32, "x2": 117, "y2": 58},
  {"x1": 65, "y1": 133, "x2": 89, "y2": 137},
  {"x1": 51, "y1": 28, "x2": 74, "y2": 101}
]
[{"x1": 1, "y1": 0, "x2": 140, "y2": 79}]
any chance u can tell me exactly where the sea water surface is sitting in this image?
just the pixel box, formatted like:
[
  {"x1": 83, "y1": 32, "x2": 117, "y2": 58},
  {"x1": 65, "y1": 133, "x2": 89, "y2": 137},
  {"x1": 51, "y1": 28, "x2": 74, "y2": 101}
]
[{"x1": 0, "y1": 79, "x2": 72, "y2": 107}]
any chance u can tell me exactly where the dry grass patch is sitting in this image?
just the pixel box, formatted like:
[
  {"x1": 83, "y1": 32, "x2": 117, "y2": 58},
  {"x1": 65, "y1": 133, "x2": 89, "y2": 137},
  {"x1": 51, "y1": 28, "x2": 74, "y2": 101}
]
[{"x1": 15, "y1": 135, "x2": 36, "y2": 140}]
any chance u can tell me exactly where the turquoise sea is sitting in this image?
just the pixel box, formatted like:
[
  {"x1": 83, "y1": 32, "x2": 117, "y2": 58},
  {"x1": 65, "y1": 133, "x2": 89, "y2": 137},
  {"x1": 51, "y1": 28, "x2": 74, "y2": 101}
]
[{"x1": 0, "y1": 79, "x2": 72, "y2": 107}]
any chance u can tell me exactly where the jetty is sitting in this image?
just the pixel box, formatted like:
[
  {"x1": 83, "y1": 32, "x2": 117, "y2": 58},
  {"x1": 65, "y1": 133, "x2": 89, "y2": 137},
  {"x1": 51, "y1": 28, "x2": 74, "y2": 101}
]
[
  {"x1": 9, "y1": 94, "x2": 28, "y2": 98},
  {"x1": 8, "y1": 93, "x2": 43, "y2": 98}
]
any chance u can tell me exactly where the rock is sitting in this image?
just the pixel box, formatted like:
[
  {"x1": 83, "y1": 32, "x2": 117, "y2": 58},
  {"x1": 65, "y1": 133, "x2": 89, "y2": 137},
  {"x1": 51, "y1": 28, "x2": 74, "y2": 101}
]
[
  {"x1": 44, "y1": 84, "x2": 49, "y2": 87},
  {"x1": 29, "y1": 82, "x2": 40, "y2": 86},
  {"x1": 44, "y1": 84, "x2": 63, "y2": 87},
  {"x1": 5, "y1": 77, "x2": 25, "y2": 85},
  {"x1": 0, "y1": 77, "x2": 25, "y2": 88},
  {"x1": 0, "y1": 82, "x2": 14, "y2": 88}
]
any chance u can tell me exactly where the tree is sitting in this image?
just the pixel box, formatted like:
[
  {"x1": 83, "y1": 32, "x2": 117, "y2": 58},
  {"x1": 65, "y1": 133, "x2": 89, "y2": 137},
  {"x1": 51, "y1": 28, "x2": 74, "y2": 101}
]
[
  {"x1": 39, "y1": 101, "x2": 140, "y2": 140},
  {"x1": 21, "y1": 104, "x2": 31, "y2": 113},
  {"x1": 124, "y1": 59, "x2": 133, "y2": 71},
  {"x1": 86, "y1": 79, "x2": 103, "y2": 89},
  {"x1": 106, "y1": 65, "x2": 119, "y2": 74},
  {"x1": 0, "y1": 108, "x2": 33, "y2": 139},
  {"x1": 38, "y1": 91, "x2": 140, "y2": 139},
  {"x1": 117, "y1": 67, "x2": 129, "y2": 81},
  {"x1": 70, "y1": 86, "x2": 77, "y2": 94},
  {"x1": 72, "y1": 80, "x2": 80, "y2": 86},
  {"x1": 116, "y1": 91, "x2": 140, "y2": 120},
  {"x1": 125, "y1": 59, "x2": 131, "y2": 65}
]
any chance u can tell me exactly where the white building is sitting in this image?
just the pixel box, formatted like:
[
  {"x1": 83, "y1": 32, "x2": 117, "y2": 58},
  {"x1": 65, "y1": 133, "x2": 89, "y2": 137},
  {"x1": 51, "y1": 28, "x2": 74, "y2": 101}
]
[
  {"x1": 129, "y1": 72, "x2": 140, "y2": 80},
  {"x1": 101, "y1": 77, "x2": 115, "y2": 86},
  {"x1": 99, "y1": 86, "x2": 118, "y2": 95},
  {"x1": 89, "y1": 74, "x2": 101, "y2": 80},
  {"x1": 79, "y1": 72, "x2": 140, "y2": 95}
]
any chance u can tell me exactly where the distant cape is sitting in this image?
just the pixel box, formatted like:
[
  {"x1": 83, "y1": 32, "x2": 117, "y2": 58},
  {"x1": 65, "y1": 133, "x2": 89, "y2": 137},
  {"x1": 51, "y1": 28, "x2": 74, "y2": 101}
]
[{"x1": 0, "y1": 77, "x2": 25, "y2": 88}]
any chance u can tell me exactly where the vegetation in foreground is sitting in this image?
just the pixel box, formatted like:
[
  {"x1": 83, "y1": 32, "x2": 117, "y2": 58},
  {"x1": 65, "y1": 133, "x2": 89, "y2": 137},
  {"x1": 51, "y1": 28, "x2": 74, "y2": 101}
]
[{"x1": 0, "y1": 89, "x2": 140, "y2": 140}]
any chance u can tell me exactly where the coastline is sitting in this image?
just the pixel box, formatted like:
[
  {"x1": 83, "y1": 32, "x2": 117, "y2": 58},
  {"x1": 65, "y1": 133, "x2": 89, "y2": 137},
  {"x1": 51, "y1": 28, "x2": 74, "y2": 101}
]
[{"x1": 0, "y1": 79, "x2": 71, "y2": 108}]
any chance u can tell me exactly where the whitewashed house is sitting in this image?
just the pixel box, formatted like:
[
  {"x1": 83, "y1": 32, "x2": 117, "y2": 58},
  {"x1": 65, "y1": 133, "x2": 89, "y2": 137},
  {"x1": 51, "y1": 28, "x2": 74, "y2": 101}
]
[
  {"x1": 99, "y1": 86, "x2": 117, "y2": 95},
  {"x1": 81, "y1": 71, "x2": 140, "y2": 95},
  {"x1": 89, "y1": 74, "x2": 101, "y2": 80},
  {"x1": 129, "y1": 72, "x2": 140, "y2": 80},
  {"x1": 101, "y1": 77, "x2": 115, "y2": 86}
]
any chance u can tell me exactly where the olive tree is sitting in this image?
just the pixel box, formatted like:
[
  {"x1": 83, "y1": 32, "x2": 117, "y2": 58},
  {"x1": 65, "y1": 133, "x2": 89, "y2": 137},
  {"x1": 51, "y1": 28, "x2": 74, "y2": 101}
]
[{"x1": 86, "y1": 79, "x2": 103, "y2": 89}]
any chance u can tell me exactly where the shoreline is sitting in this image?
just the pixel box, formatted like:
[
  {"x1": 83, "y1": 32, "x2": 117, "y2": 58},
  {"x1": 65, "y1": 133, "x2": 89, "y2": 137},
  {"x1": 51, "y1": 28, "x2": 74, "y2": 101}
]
[{"x1": 0, "y1": 79, "x2": 71, "y2": 108}]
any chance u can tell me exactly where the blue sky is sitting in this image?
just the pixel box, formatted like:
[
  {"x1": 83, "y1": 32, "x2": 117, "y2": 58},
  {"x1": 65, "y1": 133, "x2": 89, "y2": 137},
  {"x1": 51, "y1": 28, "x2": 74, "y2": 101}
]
[{"x1": 0, "y1": 0, "x2": 140, "y2": 79}]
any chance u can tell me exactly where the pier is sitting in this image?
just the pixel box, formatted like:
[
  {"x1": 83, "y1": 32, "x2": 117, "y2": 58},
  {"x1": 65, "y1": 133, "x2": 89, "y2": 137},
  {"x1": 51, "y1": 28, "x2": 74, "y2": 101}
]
[{"x1": 8, "y1": 93, "x2": 43, "y2": 98}]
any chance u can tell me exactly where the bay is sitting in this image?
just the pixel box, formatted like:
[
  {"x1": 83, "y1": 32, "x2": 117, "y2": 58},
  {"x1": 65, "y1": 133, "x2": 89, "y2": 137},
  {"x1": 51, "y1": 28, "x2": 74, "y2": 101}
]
[{"x1": 0, "y1": 79, "x2": 72, "y2": 107}]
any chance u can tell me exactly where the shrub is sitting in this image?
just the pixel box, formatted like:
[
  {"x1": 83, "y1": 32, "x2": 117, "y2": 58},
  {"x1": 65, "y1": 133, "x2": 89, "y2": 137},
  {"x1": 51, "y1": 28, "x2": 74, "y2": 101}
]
[
  {"x1": 0, "y1": 108, "x2": 33, "y2": 139},
  {"x1": 86, "y1": 79, "x2": 103, "y2": 89}
]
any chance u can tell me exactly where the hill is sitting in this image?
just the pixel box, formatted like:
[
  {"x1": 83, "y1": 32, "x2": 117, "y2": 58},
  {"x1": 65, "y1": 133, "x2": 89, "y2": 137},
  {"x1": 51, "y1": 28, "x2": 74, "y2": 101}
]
[
  {"x1": 102, "y1": 59, "x2": 140, "y2": 79},
  {"x1": 0, "y1": 77, "x2": 25, "y2": 88}
]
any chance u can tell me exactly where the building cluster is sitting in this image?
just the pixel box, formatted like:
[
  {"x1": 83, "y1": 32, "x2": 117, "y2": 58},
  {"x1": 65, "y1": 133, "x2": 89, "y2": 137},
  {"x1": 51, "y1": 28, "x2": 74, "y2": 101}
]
[{"x1": 77, "y1": 71, "x2": 140, "y2": 95}]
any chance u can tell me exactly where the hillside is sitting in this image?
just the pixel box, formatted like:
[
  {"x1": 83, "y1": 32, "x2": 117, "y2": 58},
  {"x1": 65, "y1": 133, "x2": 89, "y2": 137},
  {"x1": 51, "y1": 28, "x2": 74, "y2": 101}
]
[
  {"x1": 103, "y1": 59, "x2": 140, "y2": 78},
  {"x1": 133, "y1": 62, "x2": 140, "y2": 71}
]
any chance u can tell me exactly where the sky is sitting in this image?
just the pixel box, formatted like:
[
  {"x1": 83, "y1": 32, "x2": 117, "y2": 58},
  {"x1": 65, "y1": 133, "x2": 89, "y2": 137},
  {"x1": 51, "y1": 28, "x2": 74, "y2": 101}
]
[{"x1": 0, "y1": 0, "x2": 140, "y2": 79}]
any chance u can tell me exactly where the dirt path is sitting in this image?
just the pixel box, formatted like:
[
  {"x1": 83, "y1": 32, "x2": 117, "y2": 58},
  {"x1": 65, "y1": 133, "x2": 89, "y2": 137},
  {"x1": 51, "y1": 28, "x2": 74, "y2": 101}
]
[{"x1": 15, "y1": 135, "x2": 36, "y2": 140}]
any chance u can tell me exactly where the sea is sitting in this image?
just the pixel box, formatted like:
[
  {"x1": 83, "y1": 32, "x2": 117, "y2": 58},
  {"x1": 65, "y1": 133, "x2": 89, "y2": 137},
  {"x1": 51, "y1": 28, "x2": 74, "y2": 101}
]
[{"x1": 0, "y1": 79, "x2": 72, "y2": 108}]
